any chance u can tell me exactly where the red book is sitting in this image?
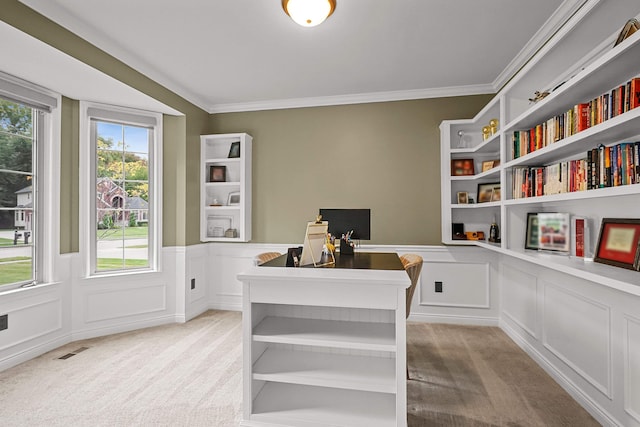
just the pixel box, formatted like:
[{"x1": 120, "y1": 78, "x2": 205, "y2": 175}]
[
  {"x1": 575, "y1": 218, "x2": 585, "y2": 257},
  {"x1": 630, "y1": 78, "x2": 640, "y2": 110},
  {"x1": 575, "y1": 103, "x2": 589, "y2": 132}
]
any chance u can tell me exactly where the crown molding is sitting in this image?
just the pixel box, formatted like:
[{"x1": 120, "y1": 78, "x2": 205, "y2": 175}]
[
  {"x1": 208, "y1": 84, "x2": 496, "y2": 114},
  {"x1": 492, "y1": 0, "x2": 589, "y2": 91}
]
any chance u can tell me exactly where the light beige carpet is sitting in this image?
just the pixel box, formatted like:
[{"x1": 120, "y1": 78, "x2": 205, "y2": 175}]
[{"x1": 0, "y1": 311, "x2": 598, "y2": 426}]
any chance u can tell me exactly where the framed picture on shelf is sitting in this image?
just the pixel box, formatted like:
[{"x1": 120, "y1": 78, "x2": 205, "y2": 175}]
[
  {"x1": 525, "y1": 212, "x2": 539, "y2": 250},
  {"x1": 451, "y1": 159, "x2": 475, "y2": 176},
  {"x1": 477, "y1": 182, "x2": 500, "y2": 203},
  {"x1": 594, "y1": 218, "x2": 640, "y2": 271},
  {"x1": 537, "y1": 212, "x2": 570, "y2": 253},
  {"x1": 481, "y1": 159, "x2": 500, "y2": 172},
  {"x1": 210, "y1": 165, "x2": 226, "y2": 182},
  {"x1": 457, "y1": 191, "x2": 469, "y2": 204},
  {"x1": 228, "y1": 141, "x2": 240, "y2": 158},
  {"x1": 227, "y1": 191, "x2": 240, "y2": 205}
]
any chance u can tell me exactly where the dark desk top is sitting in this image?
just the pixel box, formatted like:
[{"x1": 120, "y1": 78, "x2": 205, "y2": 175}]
[{"x1": 260, "y1": 251, "x2": 405, "y2": 271}]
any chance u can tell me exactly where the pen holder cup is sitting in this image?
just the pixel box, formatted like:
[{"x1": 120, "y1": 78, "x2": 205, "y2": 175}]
[{"x1": 340, "y1": 239, "x2": 354, "y2": 255}]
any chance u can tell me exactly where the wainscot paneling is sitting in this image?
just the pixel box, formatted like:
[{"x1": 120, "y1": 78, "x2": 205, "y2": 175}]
[
  {"x1": 625, "y1": 314, "x2": 640, "y2": 423},
  {"x1": 85, "y1": 283, "x2": 166, "y2": 323},
  {"x1": 419, "y1": 262, "x2": 489, "y2": 308},
  {"x1": 543, "y1": 281, "x2": 612, "y2": 398},
  {"x1": 500, "y1": 263, "x2": 538, "y2": 339}
]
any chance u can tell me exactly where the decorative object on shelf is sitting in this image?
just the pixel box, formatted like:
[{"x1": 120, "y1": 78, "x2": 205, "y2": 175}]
[
  {"x1": 489, "y1": 118, "x2": 499, "y2": 135},
  {"x1": 282, "y1": 0, "x2": 336, "y2": 27},
  {"x1": 209, "y1": 165, "x2": 226, "y2": 182},
  {"x1": 227, "y1": 191, "x2": 240, "y2": 205},
  {"x1": 451, "y1": 158, "x2": 475, "y2": 176},
  {"x1": 456, "y1": 130, "x2": 466, "y2": 148},
  {"x1": 210, "y1": 198, "x2": 222, "y2": 206},
  {"x1": 477, "y1": 182, "x2": 500, "y2": 203},
  {"x1": 481, "y1": 160, "x2": 500, "y2": 172},
  {"x1": 537, "y1": 212, "x2": 570, "y2": 253},
  {"x1": 571, "y1": 216, "x2": 591, "y2": 258},
  {"x1": 207, "y1": 216, "x2": 232, "y2": 238},
  {"x1": 452, "y1": 223, "x2": 466, "y2": 240},
  {"x1": 457, "y1": 191, "x2": 468, "y2": 204},
  {"x1": 465, "y1": 231, "x2": 485, "y2": 240},
  {"x1": 594, "y1": 218, "x2": 640, "y2": 271},
  {"x1": 614, "y1": 18, "x2": 639, "y2": 47},
  {"x1": 482, "y1": 126, "x2": 491, "y2": 140},
  {"x1": 224, "y1": 228, "x2": 238, "y2": 238},
  {"x1": 525, "y1": 212, "x2": 539, "y2": 250},
  {"x1": 528, "y1": 90, "x2": 550, "y2": 103},
  {"x1": 228, "y1": 141, "x2": 240, "y2": 158},
  {"x1": 489, "y1": 219, "x2": 500, "y2": 243}
]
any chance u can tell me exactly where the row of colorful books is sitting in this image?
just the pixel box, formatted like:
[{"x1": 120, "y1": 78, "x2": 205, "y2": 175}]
[
  {"x1": 512, "y1": 77, "x2": 640, "y2": 160},
  {"x1": 511, "y1": 141, "x2": 640, "y2": 199}
]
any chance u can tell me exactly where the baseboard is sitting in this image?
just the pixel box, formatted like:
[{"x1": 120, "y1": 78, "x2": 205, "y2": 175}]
[
  {"x1": 0, "y1": 333, "x2": 71, "y2": 372},
  {"x1": 499, "y1": 318, "x2": 619, "y2": 427},
  {"x1": 209, "y1": 302, "x2": 242, "y2": 312},
  {"x1": 70, "y1": 314, "x2": 178, "y2": 341},
  {"x1": 409, "y1": 312, "x2": 499, "y2": 326}
]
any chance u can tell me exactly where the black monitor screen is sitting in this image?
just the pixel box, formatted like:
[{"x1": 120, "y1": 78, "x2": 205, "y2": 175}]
[{"x1": 319, "y1": 208, "x2": 371, "y2": 240}]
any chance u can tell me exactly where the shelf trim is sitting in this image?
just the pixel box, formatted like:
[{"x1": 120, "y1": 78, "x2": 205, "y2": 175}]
[{"x1": 505, "y1": 184, "x2": 640, "y2": 205}]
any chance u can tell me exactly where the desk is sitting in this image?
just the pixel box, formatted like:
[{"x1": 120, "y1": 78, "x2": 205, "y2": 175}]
[{"x1": 238, "y1": 252, "x2": 410, "y2": 427}]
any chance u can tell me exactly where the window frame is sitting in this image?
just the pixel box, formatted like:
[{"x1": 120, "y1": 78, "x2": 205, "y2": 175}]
[
  {"x1": 0, "y1": 72, "x2": 59, "y2": 291},
  {"x1": 80, "y1": 101, "x2": 162, "y2": 278}
]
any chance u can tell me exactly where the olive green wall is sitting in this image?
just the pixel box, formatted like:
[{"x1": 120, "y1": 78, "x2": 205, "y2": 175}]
[
  {"x1": 1, "y1": 0, "x2": 210, "y2": 250},
  {"x1": 209, "y1": 96, "x2": 492, "y2": 245},
  {"x1": 3, "y1": 1, "x2": 492, "y2": 248},
  {"x1": 59, "y1": 97, "x2": 79, "y2": 254}
]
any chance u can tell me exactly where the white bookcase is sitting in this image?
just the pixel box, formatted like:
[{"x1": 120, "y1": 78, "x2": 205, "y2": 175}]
[
  {"x1": 238, "y1": 266, "x2": 409, "y2": 427},
  {"x1": 200, "y1": 133, "x2": 252, "y2": 242},
  {"x1": 441, "y1": 2, "x2": 640, "y2": 292}
]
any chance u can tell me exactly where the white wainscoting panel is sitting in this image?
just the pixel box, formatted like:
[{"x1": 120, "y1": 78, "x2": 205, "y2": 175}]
[
  {"x1": 543, "y1": 281, "x2": 612, "y2": 398},
  {"x1": 625, "y1": 315, "x2": 640, "y2": 423},
  {"x1": 501, "y1": 263, "x2": 538, "y2": 339},
  {"x1": 0, "y1": 297, "x2": 62, "y2": 351},
  {"x1": 419, "y1": 262, "x2": 489, "y2": 308},
  {"x1": 85, "y1": 283, "x2": 166, "y2": 323}
]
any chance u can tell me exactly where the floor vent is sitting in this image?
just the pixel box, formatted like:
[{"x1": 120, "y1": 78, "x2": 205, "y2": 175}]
[{"x1": 57, "y1": 347, "x2": 89, "y2": 360}]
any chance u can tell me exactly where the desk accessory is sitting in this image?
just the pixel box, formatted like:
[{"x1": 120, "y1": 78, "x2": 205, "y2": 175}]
[{"x1": 300, "y1": 221, "x2": 335, "y2": 267}]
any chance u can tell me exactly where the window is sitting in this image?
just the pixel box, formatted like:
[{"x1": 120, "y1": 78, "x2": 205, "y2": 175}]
[
  {"x1": 81, "y1": 103, "x2": 161, "y2": 276},
  {"x1": 0, "y1": 73, "x2": 58, "y2": 289}
]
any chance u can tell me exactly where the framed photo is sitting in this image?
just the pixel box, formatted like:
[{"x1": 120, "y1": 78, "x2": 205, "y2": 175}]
[
  {"x1": 228, "y1": 141, "x2": 240, "y2": 158},
  {"x1": 227, "y1": 191, "x2": 240, "y2": 205},
  {"x1": 477, "y1": 182, "x2": 500, "y2": 203},
  {"x1": 594, "y1": 218, "x2": 640, "y2": 271},
  {"x1": 481, "y1": 159, "x2": 500, "y2": 172},
  {"x1": 207, "y1": 216, "x2": 232, "y2": 238},
  {"x1": 210, "y1": 165, "x2": 226, "y2": 182},
  {"x1": 457, "y1": 191, "x2": 469, "y2": 204},
  {"x1": 537, "y1": 212, "x2": 570, "y2": 253},
  {"x1": 451, "y1": 159, "x2": 475, "y2": 176},
  {"x1": 525, "y1": 212, "x2": 539, "y2": 250}
]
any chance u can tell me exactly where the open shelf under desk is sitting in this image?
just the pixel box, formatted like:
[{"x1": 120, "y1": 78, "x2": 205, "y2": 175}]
[
  {"x1": 253, "y1": 347, "x2": 396, "y2": 393},
  {"x1": 253, "y1": 316, "x2": 397, "y2": 352},
  {"x1": 250, "y1": 382, "x2": 396, "y2": 427}
]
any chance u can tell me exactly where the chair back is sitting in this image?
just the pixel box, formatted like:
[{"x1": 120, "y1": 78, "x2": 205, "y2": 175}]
[
  {"x1": 400, "y1": 254, "x2": 423, "y2": 318},
  {"x1": 255, "y1": 252, "x2": 282, "y2": 266}
]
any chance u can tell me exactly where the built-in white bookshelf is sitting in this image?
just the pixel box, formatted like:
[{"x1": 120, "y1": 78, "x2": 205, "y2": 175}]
[
  {"x1": 200, "y1": 133, "x2": 252, "y2": 242},
  {"x1": 441, "y1": 3, "x2": 640, "y2": 292}
]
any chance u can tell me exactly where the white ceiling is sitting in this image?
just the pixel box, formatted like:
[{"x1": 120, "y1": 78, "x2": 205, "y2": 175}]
[{"x1": 17, "y1": 0, "x2": 580, "y2": 114}]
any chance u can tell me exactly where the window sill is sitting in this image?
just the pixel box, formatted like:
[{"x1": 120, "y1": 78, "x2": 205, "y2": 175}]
[{"x1": 0, "y1": 281, "x2": 61, "y2": 297}]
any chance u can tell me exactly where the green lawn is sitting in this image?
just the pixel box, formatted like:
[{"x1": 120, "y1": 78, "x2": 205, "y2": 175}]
[
  {"x1": 97, "y1": 258, "x2": 149, "y2": 270},
  {"x1": 0, "y1": 259, "x2": 32, "y2": 286},
  {"x1": 97, "y1": 225, "x2": 149, "y2": 241}
]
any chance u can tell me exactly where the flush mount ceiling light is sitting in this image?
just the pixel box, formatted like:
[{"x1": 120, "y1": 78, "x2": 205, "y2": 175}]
[{"x1": 282, "y1": 0, "x2": 336, "y2": 27}]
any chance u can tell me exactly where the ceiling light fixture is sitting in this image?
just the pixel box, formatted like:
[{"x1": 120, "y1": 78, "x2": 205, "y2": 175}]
[{"x1": 282, "y1": 0, "x2": 336, "y2": 27}]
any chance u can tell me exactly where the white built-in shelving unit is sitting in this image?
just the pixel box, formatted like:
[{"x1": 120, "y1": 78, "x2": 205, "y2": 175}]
[
  {"x1": 200, "y1": 133, "x2": 252, "y2": 242},
  {"x1": 441, "y1": 1, "x2": 640, "y2": 294}
]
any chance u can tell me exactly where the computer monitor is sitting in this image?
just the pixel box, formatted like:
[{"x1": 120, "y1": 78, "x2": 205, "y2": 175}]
[{"x1": 319, "y1": 208, "x2": 371, "y2": 240}]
